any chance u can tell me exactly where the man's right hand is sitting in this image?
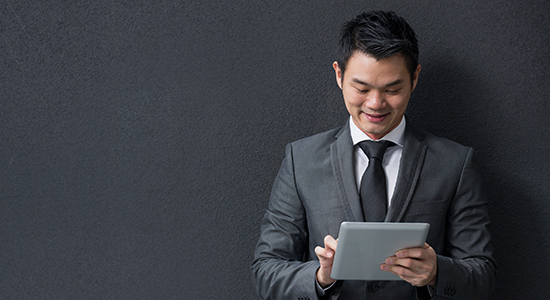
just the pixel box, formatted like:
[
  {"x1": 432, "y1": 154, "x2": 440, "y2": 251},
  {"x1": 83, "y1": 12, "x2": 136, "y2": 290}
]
[{"x1": 314, "y1": 235, "x2": 338, "y2": 288}]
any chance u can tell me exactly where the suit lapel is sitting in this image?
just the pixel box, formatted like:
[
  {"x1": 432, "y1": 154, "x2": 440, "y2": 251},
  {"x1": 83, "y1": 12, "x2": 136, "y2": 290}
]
[
  {"x1": 330, "y1": 124, "x2": 364, "y2": 222},
  {"x1": 385, "y1": 125, "x2": 427, "y2": 222}
]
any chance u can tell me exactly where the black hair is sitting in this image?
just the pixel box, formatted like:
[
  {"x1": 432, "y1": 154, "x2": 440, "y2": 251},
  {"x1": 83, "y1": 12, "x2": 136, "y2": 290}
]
[{"x1": 337, "y1": 11, "x2": 419, "y2": 82}]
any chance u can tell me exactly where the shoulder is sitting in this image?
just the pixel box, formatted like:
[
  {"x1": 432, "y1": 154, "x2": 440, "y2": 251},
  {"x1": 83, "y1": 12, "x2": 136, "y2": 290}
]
[
  {"x1": 281, "y1": 125, "x2": 347, "y2": 166},
  {"x1": 422, "y1": 130, "x2": 469, "y2": 151},
  {"x1": 288, "y1": 126, "x2": 344, "y2": 151},
  {"x1": 408, "y1": 126, "x2": 474, "y2": 163}
]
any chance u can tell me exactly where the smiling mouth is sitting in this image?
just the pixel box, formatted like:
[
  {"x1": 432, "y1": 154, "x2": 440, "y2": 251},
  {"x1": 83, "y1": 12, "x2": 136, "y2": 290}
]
[{"x1": 363, "y1": 112, "x2": 390, "y2": 122}]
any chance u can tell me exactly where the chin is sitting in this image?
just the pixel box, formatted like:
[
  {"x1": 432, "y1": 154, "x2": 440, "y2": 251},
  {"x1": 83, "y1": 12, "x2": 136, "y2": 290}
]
[{"x1": 363, "y1": 125, "x2": 388, "y2": 134}]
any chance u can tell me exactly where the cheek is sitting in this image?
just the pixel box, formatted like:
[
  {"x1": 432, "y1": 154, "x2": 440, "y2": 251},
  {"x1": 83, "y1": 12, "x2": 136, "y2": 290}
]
[
  {"x1": 388, "y1": 97, "x2": 409, "y2": 113},
  {"x1": 344, "y1": 92, "x2": 364, "y2": 108}
]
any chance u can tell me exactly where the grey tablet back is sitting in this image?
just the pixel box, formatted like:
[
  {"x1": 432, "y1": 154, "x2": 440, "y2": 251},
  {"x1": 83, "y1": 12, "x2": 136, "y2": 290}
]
[{"x1": 331, "y1": 222, "x2": 430, "y2": 281}]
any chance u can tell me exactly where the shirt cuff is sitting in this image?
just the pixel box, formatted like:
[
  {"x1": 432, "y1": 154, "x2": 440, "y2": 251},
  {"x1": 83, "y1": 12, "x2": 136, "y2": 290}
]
[{"x1": 315, "y1": 279, "x2": 337, "y2": 297}]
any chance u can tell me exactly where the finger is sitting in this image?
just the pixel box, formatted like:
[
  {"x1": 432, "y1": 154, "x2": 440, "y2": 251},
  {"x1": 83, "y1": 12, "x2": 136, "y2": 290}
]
[
  {"x1": 315, "y1": 247, "x2": 336, "y2": 272},
  {"x1": 316, "y1": 235, "x2": 339, "y2": 270},
  {"x1": 385, "y1": 256, "x2": 414, "y2": 268},
  {"x1": 381, "y1": 263, "x2": 414, "y2": 277},
  {"x1": 396, "y1": 248, "x2": 427, "y2": 259},
  {"x1": 381, "y1": 263, "x2": 427, "y2": 286},
  {"x1": 397, "y1": 242, "x2": 434, "y2": 257},
  {"x1": 315, "y1": 246, "x2": 334, "y2": 260},
  {"x1": 323, "y1": 235, "x2": 338, "y2": 252}
]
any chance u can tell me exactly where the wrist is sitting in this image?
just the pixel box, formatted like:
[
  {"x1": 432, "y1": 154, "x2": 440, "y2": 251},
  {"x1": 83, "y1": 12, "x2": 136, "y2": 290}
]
[{"x1": 316, "y1": 268, "x2": 336, "y2": 288}]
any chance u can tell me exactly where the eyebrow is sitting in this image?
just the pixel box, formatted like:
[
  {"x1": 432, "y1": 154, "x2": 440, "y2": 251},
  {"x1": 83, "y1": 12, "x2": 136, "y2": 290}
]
[{"x1": 351, "y1": 78, "x2": 404, "y2": 88}]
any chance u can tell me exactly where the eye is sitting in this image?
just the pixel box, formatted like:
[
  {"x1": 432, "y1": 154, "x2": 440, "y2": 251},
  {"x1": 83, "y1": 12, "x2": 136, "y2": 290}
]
[
  {"x1": 386, "y1": 88, "x2": 402, "y2": 94},
  {"x1": 356, "y1": 88, "x2": 369, "y2": 94}
]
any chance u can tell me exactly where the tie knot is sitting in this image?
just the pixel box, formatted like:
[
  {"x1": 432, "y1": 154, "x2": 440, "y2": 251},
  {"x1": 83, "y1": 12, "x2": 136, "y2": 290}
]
[{"x1": 358, "y1": 140, "x2": 394, "y2": 160}]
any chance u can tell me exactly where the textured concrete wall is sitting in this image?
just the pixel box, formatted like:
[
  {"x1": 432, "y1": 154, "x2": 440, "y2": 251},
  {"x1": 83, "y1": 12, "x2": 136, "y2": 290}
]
[{"x1": 1, "y1": 1, "x2": 548, "y2": 299}]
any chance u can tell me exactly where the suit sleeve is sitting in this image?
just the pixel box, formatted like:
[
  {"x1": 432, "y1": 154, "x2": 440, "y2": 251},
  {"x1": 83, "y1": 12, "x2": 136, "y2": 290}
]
[
  {"x1": 432, "y1": 147, "x2": 497, "y2": 299},
  {"x1": 251, "y1": 144, "x2": 326, "y2": 300}
]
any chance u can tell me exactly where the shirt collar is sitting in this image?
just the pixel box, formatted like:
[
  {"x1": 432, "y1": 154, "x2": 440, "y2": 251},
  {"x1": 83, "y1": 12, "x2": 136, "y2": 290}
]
[{"x1": 349, "y1": 115, "x2": 406, "y2": 147}]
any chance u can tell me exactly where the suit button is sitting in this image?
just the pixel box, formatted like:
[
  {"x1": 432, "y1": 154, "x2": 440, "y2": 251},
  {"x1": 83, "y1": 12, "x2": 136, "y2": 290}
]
[
  {"x1": 444, "y1": 287, "x2": 456, "y2": 297},
  {"x1": 367, "y1": 283, "x2": 380, "y2": 293}
]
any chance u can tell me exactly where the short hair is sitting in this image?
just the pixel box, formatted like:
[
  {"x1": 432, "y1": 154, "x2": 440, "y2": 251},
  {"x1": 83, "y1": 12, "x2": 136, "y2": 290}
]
[{"x1": 337, "y1": 11, "x2": 419, "y2": 82}]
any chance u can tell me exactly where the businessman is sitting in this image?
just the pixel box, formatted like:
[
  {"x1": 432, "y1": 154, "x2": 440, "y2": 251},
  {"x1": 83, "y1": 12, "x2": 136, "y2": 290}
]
[{"x1": 252, "y1": 11, "x2": 496, "y2": 299}]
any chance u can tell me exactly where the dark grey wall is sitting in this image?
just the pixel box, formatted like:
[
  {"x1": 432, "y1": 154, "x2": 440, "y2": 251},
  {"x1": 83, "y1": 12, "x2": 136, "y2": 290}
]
[{"x1": 1, "y1": 1, "x2": 548, "y2": 299}]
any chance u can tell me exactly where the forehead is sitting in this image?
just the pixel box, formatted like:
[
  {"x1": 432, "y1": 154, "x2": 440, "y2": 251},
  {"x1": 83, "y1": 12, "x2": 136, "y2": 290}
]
[{"x1": 344, "y1": 52, "x2": 410, "y2": 85}]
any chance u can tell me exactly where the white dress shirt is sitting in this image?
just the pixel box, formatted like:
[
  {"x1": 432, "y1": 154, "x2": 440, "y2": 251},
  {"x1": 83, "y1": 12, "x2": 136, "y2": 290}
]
[{"x1": 349, "y1": 115, "x2": 406, "y2": 208}]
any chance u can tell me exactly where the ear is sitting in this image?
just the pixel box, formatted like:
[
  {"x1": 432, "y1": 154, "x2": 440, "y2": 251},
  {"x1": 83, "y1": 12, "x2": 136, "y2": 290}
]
[
  {"x1": 333, "y1": 61, "x2": 343, "y2": 89},
  {"x1": 411, "y1": 64, "x2": 421, "y2": 91}
]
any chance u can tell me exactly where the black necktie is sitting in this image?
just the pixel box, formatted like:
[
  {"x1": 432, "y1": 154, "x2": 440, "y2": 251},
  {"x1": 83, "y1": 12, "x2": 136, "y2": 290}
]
[{"x1": 358, "y1": 140, "x2": 394, "y2": 222}]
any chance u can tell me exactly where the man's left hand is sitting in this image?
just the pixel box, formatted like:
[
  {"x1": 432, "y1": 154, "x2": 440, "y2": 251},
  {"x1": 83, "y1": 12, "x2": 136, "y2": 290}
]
[{"x1": 380, "y1": 243, "x2": 437, "y2": 287}]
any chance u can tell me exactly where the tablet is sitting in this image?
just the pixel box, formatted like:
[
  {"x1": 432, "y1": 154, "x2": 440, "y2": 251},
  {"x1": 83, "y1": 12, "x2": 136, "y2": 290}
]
[{"x1": 330, "y1": 222, "x2": 430, "y2": 281}]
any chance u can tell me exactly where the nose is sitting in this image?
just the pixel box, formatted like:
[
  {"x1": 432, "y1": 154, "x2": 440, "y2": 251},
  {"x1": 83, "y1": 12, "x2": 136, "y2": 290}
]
[{"x1": 363, "y1": 90, "x2": 384, "y2": 110}]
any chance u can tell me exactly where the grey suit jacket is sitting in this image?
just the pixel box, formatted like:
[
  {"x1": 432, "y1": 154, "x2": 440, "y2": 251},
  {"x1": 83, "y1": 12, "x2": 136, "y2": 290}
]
[{"x1": 252, "y1": 123, "x2": 496, "y2": 300}]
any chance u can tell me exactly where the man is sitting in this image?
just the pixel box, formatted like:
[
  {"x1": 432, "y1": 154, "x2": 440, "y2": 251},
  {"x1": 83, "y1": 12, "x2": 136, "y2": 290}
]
[{"x1": 252, "y1": 11, "x2": 496, "y2": 300}]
